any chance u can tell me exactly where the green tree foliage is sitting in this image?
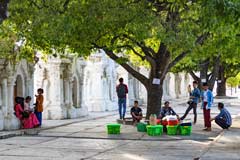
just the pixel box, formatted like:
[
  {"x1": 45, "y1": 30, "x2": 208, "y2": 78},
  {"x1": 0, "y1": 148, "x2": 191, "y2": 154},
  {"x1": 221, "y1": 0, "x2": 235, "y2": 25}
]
[
  {"x1": 6, "y1": 0, "x2": 240, "y2": 117},
  {"x1": 227, "y1": 73, "x2": 240, "y2": 87},
  {"x1": 172, "y1": 0, "x2": 240, "y2": 92}
]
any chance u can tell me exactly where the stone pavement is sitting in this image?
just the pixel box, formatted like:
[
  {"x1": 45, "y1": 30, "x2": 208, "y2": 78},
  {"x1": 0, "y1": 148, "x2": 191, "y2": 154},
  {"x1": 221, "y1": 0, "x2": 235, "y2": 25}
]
[
  {"x1": 0, "y1": 97, "x2": 239, "y2": 160},
  {"x1": 0, "y1": 111, "x2": 118, "y2": 139},
  {"x1": 197, "y1": 116, "x2": 240, "y2": 160}
]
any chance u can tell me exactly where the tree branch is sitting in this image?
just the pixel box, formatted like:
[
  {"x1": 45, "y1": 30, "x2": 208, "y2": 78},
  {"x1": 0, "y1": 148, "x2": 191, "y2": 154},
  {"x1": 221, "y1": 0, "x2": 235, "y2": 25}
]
[
  {"x1": 167, "y1": 51, "x2": 188, "y2": 72},
  {"x1": 116, "y1": 44, "x2": 157, "y2": 70},
  {"x1": 189, "y1": 71, "x2": 200, "y2": 82},
  {"x1": 29, "y1": 0, "x2": 71, "y2": 14},
  {"x1": 209, "y1": 55, "x2": 220, "y2": 87},
  {"x1": 63, "y1": 0, "x2": 70, "y2": 10},
  {"x1": 118, "y1": 34, "x2": 157, "y2": 70},
  {"x1": 122, "y1": 34, "x2": 156, "y2": 56},
  {"x1": 159, "y1": 51, "x2": 188, "y2": 80},
  {"x1": 207, "y1": 73, "x2": 212, "y2": 80},
  {"x1": 147, "y1": 0, "x2": 171, "y2": 12},
  {"x1": 196, "y1": 32, "x2": 210, "y2": 45},
  {"x1": 92, "y1": 43, "x2": 149, "y2": 86},
  {"x1": 106, "y1": 51, "x2": 149, "y2": 87},
  {"x1": 116, "y1": 45, "x2": 145, "y2": 61}
]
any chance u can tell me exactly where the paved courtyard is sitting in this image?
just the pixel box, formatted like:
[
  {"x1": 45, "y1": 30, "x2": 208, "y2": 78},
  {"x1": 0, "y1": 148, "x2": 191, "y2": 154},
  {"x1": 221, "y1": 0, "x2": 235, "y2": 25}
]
[{"x1": 0, "y1": 98, "x2": 240, "y2": 160}]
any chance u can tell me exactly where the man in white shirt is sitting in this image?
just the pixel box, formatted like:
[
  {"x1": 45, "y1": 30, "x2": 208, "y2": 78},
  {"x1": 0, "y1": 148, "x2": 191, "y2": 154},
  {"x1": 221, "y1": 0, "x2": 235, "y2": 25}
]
[{"x1": 201, "y1": 83, "x2": 213, "y2": 131}]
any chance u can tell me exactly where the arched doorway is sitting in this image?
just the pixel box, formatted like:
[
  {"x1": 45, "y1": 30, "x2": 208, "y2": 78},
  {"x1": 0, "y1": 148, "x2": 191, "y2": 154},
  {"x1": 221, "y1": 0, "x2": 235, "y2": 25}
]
[
  {"x1": 72, "y1": 77, "x2": 78, "y2": 107},
  {"x1": 14, "y1": 75, "x2": 24, "y2": 98}
]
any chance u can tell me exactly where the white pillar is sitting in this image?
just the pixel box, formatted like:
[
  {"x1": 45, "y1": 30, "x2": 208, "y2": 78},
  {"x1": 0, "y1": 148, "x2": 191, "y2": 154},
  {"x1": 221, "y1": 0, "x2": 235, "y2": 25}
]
[
  {"x1": 27, "y1": 77, "x2": 34, "y2": 105},
  {"x1": 64, "y1": 79, "x2": 70, "y2": 107},
  {"x1": 4, "y1": 77, "x2": 20, "y2": 130},
  {"x1": 1, "y1": 79, "x2": 8, "y2": 117},
  {"x1": 46, "y1": 62, "x2": 65, "y2": 119}
]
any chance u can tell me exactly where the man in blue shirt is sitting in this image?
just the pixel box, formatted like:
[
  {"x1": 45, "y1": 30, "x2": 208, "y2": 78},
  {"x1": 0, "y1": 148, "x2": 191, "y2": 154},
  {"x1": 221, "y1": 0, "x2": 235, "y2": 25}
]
[
  {"x1": 159, "y1": 101, "x2": 179, "y2": 119},
  {"x1": 211, "y1": 102, "x2": 232, "y2": 129},
  {"x1": 180, "y1": 81, "x2": 201, "y2": 124}
]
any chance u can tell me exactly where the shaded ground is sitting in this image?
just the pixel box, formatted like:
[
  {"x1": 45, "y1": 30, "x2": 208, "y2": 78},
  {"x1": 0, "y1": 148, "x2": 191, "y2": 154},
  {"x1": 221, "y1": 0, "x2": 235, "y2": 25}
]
[{"x1": 0, "y1": 97, "x2": 239, "y2": 160}]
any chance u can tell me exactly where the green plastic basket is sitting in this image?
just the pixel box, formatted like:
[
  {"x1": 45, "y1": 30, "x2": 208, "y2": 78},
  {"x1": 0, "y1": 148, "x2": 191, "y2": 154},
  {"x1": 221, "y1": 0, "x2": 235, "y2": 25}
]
[
  {"x1": 180, "y1": 126, "x2": 192, "y2": 135},
  {"x1": 137, "y1": 123, "x2": 147, "y2": 132},
  {"x1": 147, "y1": 125, "x2": 163, "y2": 136},
  {"x1": 107, "y1": 124, "x2": 121, "y2": 134},
  {"x1": 167, "y1": 125, "x2": 178, "y2": 135}
]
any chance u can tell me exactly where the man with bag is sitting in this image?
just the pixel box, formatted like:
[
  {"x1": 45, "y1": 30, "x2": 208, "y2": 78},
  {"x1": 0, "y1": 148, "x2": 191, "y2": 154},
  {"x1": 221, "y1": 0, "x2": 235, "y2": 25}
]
[
  {"x1": 180, "y1": 81, "x2": 201, "y2": 124},
  {"x1": 116, "y1": 78, "x2": 128, "y2": 120}
]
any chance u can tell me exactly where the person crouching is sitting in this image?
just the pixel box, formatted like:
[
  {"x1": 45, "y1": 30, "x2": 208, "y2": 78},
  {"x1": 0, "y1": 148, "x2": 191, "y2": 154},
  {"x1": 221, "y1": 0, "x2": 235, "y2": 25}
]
[
  {"x1": 131, "y1": 101, "x2": 143, "y2": 125},
  {"x1": 211, "y1": 102, "x2": 232, "y2": 130}
]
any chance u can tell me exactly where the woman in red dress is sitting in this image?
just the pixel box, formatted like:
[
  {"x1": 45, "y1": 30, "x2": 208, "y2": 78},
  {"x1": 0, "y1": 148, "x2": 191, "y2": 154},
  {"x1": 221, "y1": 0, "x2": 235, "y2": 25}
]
[{"x1": 14, "y1": 97, "x2": 39, "y2": 129}]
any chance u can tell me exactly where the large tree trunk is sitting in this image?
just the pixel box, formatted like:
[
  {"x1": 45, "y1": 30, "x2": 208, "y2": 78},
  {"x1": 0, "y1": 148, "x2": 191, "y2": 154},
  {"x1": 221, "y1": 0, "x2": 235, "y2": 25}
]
[
  {"x1": 200, "y1": 60, "x2": 209, "y2": 80},
  {"x1": 146, "y1": 84, "x2": 163, "y2": 119},
  {"x1": 208, "y1": 56, "x2": 220, "y2": 90},
  {"x1": 103, "y1": 42, "x2": 186, "y2": 120},
  {"x1": 216, "y1": 65, "x2": 226, "y2": 96},
  {"x1": 199, "y1": 59, "x2": 210, "y2": 89},
  {"x1": 199, "y1": 56, "x2": 220, "y2": 91},
  {"x1": 216, "y1": 78, "x2": 226, "y2": 96}
]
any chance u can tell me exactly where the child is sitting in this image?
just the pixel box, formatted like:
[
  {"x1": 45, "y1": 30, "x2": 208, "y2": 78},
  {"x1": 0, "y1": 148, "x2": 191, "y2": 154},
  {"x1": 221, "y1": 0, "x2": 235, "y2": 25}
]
[
  {"x1": 35, "y1": 88, "x2": 44, "y2": 126},
  {"x1": 130, "y1": 101, "x2": 143, "y2": 125}
]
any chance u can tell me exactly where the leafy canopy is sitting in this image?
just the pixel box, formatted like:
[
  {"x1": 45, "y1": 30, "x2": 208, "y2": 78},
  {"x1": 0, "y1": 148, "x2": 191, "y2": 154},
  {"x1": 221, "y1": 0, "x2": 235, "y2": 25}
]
[
  {"x1": 5, "y1": 0, "x2": 239, "y2": 78},
  {"x1": 7, "y1": 0, "x2": 203, "y2": 63}
]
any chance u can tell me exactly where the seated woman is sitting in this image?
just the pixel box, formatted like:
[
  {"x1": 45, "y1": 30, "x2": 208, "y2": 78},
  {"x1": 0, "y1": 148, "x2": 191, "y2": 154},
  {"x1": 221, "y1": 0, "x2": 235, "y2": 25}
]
[
  {"x1": 130, "y1": 101, "x2": 143, "y2": 125},
  {"x1": 14, "y1": 96, "x2": 39, "y2": 129},
  {"x1": 159, "y1": 101, "x2": 179, "y2": 119}
]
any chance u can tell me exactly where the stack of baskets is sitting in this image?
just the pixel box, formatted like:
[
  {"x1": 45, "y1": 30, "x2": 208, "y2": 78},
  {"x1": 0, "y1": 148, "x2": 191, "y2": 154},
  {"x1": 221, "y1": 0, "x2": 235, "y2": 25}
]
[
  {"x1": 166, "y1": 115, "x2": 179, "y2": 135},
  {"x1": 145, "y1": 114, "x2": 163, "y2": 136},
  {"x1": 179, "y1": 121, "x2": 192, "y2": 135}
]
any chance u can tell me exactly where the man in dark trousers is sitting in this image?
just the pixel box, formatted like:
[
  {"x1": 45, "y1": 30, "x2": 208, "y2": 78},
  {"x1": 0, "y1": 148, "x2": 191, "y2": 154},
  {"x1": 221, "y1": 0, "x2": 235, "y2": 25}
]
[
  {"x1": 211, "y1": 102, "x2": 232, "y2": 129},
  {"x1": 180, "y1": 81, "x2": 201, "y2": 124},
  {"x1": 116, "y1": 78, "x2": 128, "y2": 120}
]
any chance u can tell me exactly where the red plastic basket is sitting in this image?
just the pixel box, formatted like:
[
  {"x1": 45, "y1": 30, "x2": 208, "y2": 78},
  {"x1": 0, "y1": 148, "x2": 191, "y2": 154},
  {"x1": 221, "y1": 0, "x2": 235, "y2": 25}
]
[
  {"x1": 162, "y1": 120, "x2": 168, "y2": 126},
  {"x1": 156, "y1": 119, "x2": 161, "y2": 125},
  {"x1": 168, "y1": 120, "x2": 179, "y2": 125}
]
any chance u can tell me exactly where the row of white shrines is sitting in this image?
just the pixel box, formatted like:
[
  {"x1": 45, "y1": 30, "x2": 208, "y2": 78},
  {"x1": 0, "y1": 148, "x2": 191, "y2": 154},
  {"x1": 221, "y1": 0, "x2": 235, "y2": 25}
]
[{"x1": 0, "y1": 51, "x2": 191, "y2": 130}]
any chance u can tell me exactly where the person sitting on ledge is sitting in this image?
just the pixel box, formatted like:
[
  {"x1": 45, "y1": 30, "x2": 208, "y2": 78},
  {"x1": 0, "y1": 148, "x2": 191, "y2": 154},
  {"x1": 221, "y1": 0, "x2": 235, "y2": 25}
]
[
  {"x1": 14, "y1": 97, "x2": 39, "y2": 129},
  {"x1": 159, "y1": 101, "x2": 179, "y2": 119},
  {"x1": 131, "y1": 100, "x2": 143, "y2": 125},
  {"x1": 211, "y1": 102, "x2": 232, "y2": 130}
]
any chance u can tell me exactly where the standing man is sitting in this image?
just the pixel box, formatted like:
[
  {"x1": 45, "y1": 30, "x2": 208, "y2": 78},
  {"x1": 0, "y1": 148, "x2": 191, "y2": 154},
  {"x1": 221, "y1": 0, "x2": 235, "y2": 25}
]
[
  {"x1": 211, "y1": 102, "x2": 232, "y2": 129},
  {"x1": 116, "y1": 78, "x2": 128, "y2": 120},
  {"x1": 201, "y1": 83, "x2": 213, "y2": 131},
  {"x1": 180, "y1": 81, "x2": 201, "y2": 124}
]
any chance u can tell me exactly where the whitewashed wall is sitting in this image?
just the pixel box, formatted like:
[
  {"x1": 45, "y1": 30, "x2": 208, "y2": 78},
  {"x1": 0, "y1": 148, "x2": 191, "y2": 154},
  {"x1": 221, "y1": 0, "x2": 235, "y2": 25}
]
[
  {"x1": 0, "y1": 51, "x2": 194, "y2": 130},
  {"x1": 34, "y1": 56, "x2": 88, "y2": 120},
  {"x1": 0, "y1": 59, "x2": 34, "y2": 130}
]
